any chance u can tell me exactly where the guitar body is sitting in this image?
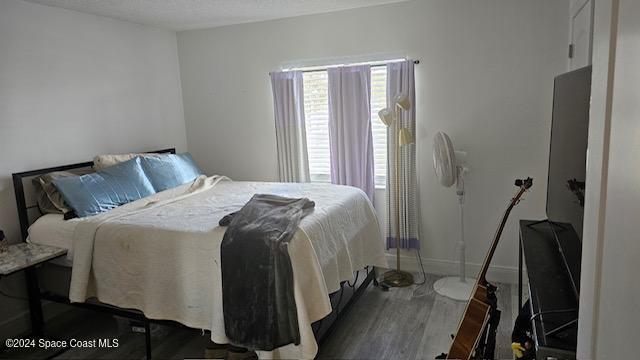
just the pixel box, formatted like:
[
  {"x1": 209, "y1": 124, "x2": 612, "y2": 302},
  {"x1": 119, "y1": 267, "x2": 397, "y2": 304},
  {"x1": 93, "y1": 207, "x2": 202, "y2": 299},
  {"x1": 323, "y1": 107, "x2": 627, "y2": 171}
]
[
  {"x1": 447, "y1": 285, "x2": 491, "y2": 359},
  {"x1": 445, "y1": 178, "x2": 533, "y2": 360}
]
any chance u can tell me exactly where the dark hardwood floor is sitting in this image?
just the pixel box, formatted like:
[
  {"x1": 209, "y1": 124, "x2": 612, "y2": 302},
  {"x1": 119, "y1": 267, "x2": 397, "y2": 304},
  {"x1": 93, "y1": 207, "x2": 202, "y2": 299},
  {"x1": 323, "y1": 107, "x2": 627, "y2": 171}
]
[{"x1": 1, "y1": 273, "x2": 517, "y2": 359}]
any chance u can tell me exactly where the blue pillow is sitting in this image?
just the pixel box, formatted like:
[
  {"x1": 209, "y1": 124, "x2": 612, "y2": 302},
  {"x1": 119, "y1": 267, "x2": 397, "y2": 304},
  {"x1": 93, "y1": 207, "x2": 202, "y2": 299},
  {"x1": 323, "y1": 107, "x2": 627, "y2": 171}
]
[
  {"x1": 53, "y1": 157, "x2": 156, "y2": 218},
  {"x1": 139, "y1": 153, "x2": 203, "y2": 192}
]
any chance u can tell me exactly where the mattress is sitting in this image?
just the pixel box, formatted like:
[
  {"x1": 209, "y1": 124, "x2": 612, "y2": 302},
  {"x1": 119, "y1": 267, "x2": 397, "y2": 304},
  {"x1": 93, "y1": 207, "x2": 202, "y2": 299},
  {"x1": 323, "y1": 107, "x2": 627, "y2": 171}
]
[
  {"x1": 28, "y1": 214, "x2": 79, "y2": 267},
  {"x1": 27, "y1": 176, "x2": 387, "y2": 359}
]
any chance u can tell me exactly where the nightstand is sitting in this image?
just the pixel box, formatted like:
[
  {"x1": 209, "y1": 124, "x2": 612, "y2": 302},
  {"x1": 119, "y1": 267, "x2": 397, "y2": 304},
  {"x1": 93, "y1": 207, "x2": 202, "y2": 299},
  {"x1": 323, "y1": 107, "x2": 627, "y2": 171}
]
[
  {"x1": 0, "y1": 243, "x2": 67, "y2": 336},
  {"x1": 0, "y1": 243, "x2": 70, "y2": 359},
  {"x1": 0, "y1": 243, "x2": 67, "y2": 277}
]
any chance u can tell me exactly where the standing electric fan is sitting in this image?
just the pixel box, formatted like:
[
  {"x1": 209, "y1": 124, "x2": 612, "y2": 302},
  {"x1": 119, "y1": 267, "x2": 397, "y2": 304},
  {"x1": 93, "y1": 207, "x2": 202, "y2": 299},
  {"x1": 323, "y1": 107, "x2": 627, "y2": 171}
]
[{"x1": 432, "y1": 132, "x2": 475, "y2": 301}]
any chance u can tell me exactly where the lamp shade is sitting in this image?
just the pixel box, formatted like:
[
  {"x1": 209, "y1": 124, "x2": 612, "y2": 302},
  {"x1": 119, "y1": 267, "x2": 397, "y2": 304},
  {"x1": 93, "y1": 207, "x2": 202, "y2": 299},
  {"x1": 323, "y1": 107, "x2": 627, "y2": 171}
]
[
  {"x1": 378, "y1": 108, "x2": 394, "y2": 126},
  {"x1": 398, "y1": 128, "x2": 414, "y2": 146},
  {"x1": 394, "y1": 93, "x2": 411, "y2": 110}
]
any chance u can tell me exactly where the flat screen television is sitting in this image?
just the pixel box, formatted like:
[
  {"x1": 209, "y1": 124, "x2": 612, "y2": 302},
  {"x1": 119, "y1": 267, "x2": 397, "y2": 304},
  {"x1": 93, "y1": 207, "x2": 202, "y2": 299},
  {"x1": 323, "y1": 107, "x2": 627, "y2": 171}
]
[{"x1": 546, "y1": 66, "x2": 592, "y2": 241}]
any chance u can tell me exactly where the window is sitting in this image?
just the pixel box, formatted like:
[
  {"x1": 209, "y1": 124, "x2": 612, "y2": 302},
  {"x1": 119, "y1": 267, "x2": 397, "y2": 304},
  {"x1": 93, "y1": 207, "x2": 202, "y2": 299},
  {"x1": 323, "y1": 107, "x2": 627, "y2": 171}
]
[
  {"x1": 303, "y1": 66, "x2": 388, "y2": 187},
  {"x1": 370, "y1": 66, "x2": 388, "y2": 188},
  {"x1": 303, "y1": 71, "x2": 331, "y2": 183}
]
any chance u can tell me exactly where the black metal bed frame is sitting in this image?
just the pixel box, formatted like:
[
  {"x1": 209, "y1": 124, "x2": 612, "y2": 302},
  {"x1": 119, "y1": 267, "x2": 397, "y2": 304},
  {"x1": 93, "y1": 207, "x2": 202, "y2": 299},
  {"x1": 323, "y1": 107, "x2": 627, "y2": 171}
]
[{"x1": 10, "y1": 148, "x2": 375, "y2": 359}]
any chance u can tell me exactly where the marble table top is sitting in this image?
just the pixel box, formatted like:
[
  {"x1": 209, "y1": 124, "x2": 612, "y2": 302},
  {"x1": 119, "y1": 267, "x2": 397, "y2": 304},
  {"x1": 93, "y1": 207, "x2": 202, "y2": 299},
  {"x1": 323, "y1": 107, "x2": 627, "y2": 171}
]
[{"x1": 0, "y1": 243, "x2": 67, "y2": 276}]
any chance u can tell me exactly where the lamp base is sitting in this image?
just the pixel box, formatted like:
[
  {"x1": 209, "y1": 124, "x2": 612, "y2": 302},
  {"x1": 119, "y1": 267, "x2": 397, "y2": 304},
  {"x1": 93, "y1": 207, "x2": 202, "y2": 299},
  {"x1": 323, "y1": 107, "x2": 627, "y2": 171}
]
[
  {"x1": 382, "y1": 270, "x2": 414, "y2": 287},
  {"x1": 433, "y1": 276, "x2": 476, "y2": 301}
]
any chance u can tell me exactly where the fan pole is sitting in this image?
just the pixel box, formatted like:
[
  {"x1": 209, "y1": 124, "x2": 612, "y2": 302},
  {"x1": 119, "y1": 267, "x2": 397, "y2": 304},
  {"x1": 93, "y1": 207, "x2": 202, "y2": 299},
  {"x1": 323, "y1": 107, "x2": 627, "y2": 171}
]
[
  {"x1": 433, "y1": 164, "x2": 476, "y2": 301},
  {"x1": 458, "y1": 179, "x2": 466, "y2": 283}
]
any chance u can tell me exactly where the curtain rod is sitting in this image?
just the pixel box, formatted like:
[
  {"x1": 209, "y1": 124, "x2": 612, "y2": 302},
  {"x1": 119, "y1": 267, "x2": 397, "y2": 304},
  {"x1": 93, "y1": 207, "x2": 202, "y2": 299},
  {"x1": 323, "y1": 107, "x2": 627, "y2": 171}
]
[{"x1": 273, "y1": 59, "x2": 420, "y2": 75}]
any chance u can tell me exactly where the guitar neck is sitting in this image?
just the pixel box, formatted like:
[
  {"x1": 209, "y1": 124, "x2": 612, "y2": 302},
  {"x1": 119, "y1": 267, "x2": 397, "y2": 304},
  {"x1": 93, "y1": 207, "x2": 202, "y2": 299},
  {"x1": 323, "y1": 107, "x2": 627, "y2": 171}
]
[{"x1": 477, "y1": 187, "x2": 527, "y2": 285}]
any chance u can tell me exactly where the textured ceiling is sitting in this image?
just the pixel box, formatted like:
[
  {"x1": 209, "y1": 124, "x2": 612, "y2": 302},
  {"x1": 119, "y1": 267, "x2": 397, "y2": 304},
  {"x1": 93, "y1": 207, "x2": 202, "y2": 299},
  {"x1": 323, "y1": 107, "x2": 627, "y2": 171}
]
[{"x1": 24, "y1": 0, "x2": 411, "y2": 31}]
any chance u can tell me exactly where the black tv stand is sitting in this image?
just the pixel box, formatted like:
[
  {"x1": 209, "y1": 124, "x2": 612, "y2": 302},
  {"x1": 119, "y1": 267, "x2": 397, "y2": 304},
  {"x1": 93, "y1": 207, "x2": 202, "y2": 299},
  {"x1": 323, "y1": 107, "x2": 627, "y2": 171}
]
[
  {"x1": 517, "y1": 220, "x2": 582, "y2": 360},
  {"x1": 525, "y1": 218, "x2": 569, "y2": 232}
]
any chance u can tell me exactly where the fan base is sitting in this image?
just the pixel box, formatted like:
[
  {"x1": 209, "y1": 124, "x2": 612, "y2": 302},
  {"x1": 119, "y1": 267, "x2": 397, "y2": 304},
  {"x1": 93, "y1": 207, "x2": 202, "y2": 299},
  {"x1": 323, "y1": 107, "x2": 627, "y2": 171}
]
[
  {"x1": 382, "y1": 270, "x2": 414, "y2": 287},
  {"x1": 434, "y1": 276, "x2": 476, "y2": 301}
]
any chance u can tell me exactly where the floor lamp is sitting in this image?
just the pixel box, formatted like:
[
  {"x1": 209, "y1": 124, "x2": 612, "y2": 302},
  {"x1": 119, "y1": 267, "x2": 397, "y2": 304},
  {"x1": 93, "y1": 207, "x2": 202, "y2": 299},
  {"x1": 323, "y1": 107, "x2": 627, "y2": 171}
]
[{"x1": 378, "y1": 94, "x2": 415, "y2": 288}]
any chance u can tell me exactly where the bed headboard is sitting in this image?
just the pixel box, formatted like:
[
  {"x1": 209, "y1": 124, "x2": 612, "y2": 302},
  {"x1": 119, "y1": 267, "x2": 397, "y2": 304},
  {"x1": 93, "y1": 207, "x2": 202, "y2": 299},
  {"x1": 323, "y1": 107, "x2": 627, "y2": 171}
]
[{"x1": 11, "y1": 148, "x2": 176, "y2": 242}]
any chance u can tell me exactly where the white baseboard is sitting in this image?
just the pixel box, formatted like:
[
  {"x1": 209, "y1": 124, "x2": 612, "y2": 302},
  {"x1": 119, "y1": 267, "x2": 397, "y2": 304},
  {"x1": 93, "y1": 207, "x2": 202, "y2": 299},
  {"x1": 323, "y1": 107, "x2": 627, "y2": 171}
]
[{"x1": 385, "y1": 253, "x2": 519, "y2": 284}]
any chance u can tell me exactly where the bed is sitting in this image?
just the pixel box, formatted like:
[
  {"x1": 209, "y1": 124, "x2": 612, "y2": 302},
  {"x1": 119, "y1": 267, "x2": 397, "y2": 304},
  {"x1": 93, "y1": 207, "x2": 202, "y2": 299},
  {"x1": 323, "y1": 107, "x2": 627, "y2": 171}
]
[{"x1": 12, "y1": 148, "x2": 387, "y2": 359}]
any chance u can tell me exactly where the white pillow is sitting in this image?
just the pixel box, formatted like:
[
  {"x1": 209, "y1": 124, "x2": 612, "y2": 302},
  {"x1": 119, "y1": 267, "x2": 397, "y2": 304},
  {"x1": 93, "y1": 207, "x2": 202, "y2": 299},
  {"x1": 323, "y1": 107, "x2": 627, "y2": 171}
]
[{"x1": 93, "y1": 153, "x2": 162, "y2": 170}]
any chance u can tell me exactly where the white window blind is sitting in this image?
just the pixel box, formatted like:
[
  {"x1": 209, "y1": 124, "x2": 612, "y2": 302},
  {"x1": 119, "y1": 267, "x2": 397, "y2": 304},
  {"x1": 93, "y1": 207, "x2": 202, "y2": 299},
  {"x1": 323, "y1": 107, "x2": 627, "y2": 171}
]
[
  {"x1": 370, "y1": 66, "x2": 388, "y2": 188},
  {"x1": 303, "y1": 71, "x2": 331, "y2": 183},
  {"x1": 303, "y1": 66, "x2": 388, "y2": 187}
]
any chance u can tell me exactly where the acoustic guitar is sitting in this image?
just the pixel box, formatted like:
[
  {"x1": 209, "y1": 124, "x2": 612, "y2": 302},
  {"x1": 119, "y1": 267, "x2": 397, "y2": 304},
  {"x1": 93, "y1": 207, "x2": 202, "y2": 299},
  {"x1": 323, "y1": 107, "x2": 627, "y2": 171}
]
[{"x1": 445, "y1": 178, "x2": 533, "y2": 360}]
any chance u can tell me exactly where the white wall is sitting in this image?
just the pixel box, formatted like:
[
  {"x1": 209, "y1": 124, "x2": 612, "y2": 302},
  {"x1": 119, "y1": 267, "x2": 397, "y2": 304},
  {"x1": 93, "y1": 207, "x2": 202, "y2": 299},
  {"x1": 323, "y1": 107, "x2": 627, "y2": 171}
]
[
  {"x1": 576, "y1": 0, "x2": 615, "y2": 356},
  {"x1": 579, "y1": 0, "x2": 640, "y2": 357},
  {"x1": 178, "y1": 0, "x2": 569, "y2": 282},
  {"x1": 0, "y1": 0, "x2": 186, "y2": 337}
]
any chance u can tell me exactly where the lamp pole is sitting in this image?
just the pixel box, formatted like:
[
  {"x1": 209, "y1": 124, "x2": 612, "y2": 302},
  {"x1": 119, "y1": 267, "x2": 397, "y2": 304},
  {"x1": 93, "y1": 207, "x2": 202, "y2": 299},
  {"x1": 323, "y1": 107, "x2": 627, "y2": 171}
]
[
  {"x1": 395, "y1": 103, "x2": 401, "y2": 274},
  {"x1": 380, "y1": 99, "x2": 414, "y2": 287},
  {"x1": 384, "y1": 101, "x2": 413, "y2": 287}
]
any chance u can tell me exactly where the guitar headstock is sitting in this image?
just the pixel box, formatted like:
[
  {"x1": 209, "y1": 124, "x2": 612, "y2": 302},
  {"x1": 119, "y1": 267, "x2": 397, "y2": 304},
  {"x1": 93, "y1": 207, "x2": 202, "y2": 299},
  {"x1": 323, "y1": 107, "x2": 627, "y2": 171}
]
[
  {"x1": 515, "y1": 177, "x2": 533, "y2": 190},
  {"x1": 512, "y1": 178, "x2": 533, "y2": 205}
]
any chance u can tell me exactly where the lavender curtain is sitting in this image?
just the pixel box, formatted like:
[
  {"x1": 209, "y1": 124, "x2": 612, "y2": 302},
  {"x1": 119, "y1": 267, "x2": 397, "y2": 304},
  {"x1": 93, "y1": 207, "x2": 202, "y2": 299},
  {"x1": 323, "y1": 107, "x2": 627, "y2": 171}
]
[
  {"x1": 270, "y1": 71, "x2": 310, "y2": 182},
  {"x1": 386, "y1": 60, "x2": 420, "y2": 249},
  {"x1": 327, "y1": 65, "x2": 375, "y2": 202}
]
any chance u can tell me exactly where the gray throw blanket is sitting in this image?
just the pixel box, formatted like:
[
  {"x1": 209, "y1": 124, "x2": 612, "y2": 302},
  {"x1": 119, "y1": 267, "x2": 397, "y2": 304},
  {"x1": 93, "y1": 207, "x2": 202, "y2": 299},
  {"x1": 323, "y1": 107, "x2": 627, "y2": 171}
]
[{"x1": 219, "y1": 194, "x2": 315, "y2": 350}]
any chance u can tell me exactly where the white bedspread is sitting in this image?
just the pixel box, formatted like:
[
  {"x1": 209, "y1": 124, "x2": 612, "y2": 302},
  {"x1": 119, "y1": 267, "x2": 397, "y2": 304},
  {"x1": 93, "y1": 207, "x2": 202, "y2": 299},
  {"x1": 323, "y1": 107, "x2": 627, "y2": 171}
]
[{"x1": 68, "y1": 176, "x2": 387, "y2": 359}]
